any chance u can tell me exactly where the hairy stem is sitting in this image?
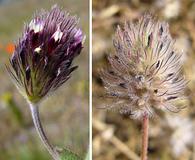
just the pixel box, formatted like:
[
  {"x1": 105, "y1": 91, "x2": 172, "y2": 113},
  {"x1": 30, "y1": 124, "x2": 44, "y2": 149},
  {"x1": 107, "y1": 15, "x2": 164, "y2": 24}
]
[
  {"x1": 29, "y1": 103, "x2": 60, "y2": 160},
  {"x1": 141, "y1": 114, "x2": 149, "y2": 160}
]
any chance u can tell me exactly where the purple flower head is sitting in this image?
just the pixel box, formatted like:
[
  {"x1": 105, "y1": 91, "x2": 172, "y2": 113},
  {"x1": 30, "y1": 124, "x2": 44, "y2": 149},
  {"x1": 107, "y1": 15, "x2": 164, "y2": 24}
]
[{"x1": 7, "y1": 5, "x2": 84, "y2": 103}]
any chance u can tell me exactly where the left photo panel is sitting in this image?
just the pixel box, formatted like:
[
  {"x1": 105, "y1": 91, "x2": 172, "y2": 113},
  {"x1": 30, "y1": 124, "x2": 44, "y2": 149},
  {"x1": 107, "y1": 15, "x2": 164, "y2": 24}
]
[{"x1": 0, "y1": 0, "x2": 89, "y2": 160}]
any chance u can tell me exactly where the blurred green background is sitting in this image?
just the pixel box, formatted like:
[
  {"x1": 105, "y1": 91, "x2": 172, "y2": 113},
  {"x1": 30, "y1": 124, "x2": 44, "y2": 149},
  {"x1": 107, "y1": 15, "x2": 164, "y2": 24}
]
[
  {"x1": 92, "y1": 0, "x2": 195, "y2": 160},
  {"x1": 0, "y1": 0, "x2": 89, "y2": 159}
]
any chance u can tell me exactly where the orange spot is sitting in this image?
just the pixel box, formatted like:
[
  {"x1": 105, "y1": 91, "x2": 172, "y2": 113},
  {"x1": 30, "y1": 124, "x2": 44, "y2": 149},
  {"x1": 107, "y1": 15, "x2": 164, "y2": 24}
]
[{"x1": 6, "y1": 43, "x2": 15, "y2": 54}]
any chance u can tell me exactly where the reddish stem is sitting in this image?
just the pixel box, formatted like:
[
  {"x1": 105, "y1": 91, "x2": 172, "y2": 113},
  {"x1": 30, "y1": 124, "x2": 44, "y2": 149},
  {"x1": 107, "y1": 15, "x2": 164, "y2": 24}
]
[{"x1": 141, "y1": 114, "x2": 149, "y2": 160}]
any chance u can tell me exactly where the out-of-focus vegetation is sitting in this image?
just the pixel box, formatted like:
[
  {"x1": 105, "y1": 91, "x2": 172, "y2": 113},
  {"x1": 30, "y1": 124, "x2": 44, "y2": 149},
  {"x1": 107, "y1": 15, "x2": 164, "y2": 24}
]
[
  {"x1": 0, "y1": 0, "x2": 89, "y2": 159},
  {"x1": 92, "y1": 0, "x2": 195, "y2": 160}
]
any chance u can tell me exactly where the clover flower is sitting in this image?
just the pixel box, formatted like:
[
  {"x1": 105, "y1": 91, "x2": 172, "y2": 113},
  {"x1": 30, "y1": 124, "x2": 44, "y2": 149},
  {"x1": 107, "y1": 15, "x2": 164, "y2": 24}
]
[
  {"x1": 6, "y1": 5, "x2": 84, "y2": 160},
  {"x1": 100, "y1": 13, "x2": 187, "y2": 160},
  {"x1": 7, "y1": 5, "x2": 83, "y2": 103},
  {"x1": 101, "y1": 13, "x2": 187, "y2": 120}
]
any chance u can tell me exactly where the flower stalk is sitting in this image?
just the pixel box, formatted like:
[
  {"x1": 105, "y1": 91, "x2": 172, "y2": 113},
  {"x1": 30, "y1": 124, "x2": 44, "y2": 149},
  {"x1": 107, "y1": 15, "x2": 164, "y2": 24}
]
[
  {"x1": 6, "y1": 5, "x2": 84, "y2": 159},
  {"x1": 29, "y1": 103, "x2": 60, "y2": 160},
  {"x1": 100, "y1": 13, "x2": 187, "y2": 160},
  {"x1": 141, "y1": 114, "x2": 149, "y2": 160}
]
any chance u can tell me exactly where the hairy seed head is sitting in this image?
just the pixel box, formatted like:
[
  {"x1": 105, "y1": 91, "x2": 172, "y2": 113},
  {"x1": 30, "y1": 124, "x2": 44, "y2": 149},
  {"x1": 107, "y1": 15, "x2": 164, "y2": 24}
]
[
  {"x1": 101, "y1": 13, "x2": 187, "y2": 119},
  {"x1": 6, "y1": 5, "x2": 84, "y2": 103}
]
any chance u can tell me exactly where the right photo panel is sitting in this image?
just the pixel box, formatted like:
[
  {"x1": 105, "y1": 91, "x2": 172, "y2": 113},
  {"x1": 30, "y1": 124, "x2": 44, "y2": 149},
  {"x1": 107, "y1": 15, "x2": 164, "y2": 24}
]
[{"x1": 92, "y1": 0, "x2": 193, "y2": 160}]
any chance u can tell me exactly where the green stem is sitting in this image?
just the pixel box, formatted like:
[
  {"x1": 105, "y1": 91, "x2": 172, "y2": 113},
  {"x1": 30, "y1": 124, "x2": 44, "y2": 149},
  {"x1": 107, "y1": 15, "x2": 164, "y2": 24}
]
[
  {"x1": 141, "y1": 114, "x2": 149, "y2": 160},
  {"x1": 29, "y1": 103, "x2": 60, "y2": 160}
]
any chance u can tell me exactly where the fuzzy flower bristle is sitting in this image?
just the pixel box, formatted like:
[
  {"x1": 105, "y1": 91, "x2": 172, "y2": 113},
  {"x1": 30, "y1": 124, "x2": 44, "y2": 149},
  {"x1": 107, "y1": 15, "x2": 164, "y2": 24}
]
[
  {"x1": 7, "y1": 5, "x2": 84, "y2": 103},
  {"x1": 101, "y1": 13, "x2": 187, "y2": 119}
]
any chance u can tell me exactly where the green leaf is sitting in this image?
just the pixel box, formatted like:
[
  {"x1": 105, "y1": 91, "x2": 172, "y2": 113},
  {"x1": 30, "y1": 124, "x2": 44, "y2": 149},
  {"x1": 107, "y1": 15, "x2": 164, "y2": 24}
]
[{"x1": 60, "y1": 149, "x2": 82, "y2": 160}]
